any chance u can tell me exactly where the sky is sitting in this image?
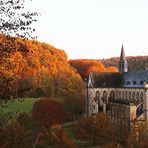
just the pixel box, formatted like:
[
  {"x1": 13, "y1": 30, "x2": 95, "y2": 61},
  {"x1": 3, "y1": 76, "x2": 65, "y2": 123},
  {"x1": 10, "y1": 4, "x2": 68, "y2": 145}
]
[{"x1": 26, "y1": 0, "x2": 148, "y2": 59}]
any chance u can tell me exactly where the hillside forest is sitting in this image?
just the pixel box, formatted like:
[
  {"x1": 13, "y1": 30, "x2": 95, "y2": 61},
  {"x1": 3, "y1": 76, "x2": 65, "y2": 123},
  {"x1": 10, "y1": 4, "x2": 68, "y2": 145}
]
[{"x1": 101, "y1": 56, "x2": 148, "y2": 71}]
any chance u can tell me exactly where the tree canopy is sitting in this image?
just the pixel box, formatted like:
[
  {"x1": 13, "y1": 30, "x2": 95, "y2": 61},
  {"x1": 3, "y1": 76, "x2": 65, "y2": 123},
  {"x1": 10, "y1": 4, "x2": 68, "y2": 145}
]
[
  {"x1": 0, "y1": 34, "x2": 83, "y2": 100},
  {"x1": 76, "y1": 112, "x2": 115, "y2": 145}
]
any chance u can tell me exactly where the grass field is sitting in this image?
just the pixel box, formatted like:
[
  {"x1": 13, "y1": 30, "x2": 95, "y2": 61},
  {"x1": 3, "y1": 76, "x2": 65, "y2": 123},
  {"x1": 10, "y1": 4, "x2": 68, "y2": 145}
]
[{"x1": 1, "y1": 98, "x2": 37, "y2": 118}]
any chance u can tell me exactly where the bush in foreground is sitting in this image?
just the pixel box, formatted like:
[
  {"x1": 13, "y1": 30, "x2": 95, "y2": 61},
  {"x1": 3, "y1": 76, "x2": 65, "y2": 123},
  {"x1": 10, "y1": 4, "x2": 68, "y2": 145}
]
[
  {"x1": 0, "y1": 120, "x2": 30, "y2": 148},
  {"x1": 32, "y1": 98, "x2": 66, "y2": 128}
]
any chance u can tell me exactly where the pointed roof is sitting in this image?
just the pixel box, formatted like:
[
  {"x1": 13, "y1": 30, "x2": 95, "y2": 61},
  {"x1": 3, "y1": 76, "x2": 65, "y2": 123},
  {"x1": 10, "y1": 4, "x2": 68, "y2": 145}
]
[{"x1": 120, "y1": 44, "x2": 126, "y2": 61}]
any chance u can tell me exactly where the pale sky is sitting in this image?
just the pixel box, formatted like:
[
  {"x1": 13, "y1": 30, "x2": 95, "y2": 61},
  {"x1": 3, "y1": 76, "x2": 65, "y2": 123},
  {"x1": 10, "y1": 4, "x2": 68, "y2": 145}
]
[{"x1": 27, "y1": 0, "x2": 148, "y2": 59}]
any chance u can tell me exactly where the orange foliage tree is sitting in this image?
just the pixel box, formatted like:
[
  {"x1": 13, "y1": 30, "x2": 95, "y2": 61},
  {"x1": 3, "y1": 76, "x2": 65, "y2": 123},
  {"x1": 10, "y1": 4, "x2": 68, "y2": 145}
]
[
  {"x1": 127, "y1": 121, "x2": 148, "y2": 148},
  {"x1": 75, "y1": 112, "x2": 115, "y2": 145},
  {"x1": 0, "y1": 120, "x2": 30, "y2": 148},
  {"x1": 34, "y1": 125, "x2": 76, "y2": 148},
  {"x1": 32, "y1": 98, "x2": 66, "y2": 128},
  {"x1": 50, "y1": 125, "x2": 76, "y2": 148}
]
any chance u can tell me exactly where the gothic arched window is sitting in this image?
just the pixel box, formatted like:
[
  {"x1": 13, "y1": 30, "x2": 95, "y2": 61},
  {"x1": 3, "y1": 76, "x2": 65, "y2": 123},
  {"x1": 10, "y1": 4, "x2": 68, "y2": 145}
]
[
  {"x1": 110, "y1": 91, "x2": 115, "y2": 99},
  {"x1": 96, "y1": 91, "x2": 100, "y2": 104},
  {"x1": 102, "y1": 91, "x2": 107, "y2": 103},
  {"x1": 140, "y1": 92, "x2": 143, "y2": 100},
  {"x1": 118, "y1": 91, "x2": 121, "y2": 99},
  {"x1": 136, "y1": 92, "x2": 139, "y2": 100},
  {"x1": 129, "y1": 92, "x2": 131, "y2": 99},
  {"x1": 125, "y1": 91, "x2": 128, "y2": 99},
  {"x1": 132, "y1": 92, "x2": 135, "y2": 99},
  {"x1": 122, "y1": 91, "x2": 124, "y2": 99},
  {"x1": 116, "y1": 90, "x2": 118, "y2": 99}
]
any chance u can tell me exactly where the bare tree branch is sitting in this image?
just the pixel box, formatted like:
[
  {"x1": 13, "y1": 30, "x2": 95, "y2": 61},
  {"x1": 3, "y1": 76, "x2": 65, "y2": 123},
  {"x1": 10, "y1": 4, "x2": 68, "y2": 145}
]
[{"x1": 0, "y1": 0, "x2": 38, "y2": 39}]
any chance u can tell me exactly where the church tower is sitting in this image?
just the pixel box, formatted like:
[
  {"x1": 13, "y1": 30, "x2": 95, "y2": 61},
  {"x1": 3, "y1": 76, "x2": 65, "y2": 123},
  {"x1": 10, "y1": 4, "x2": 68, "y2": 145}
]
[{"x1": 119, "y1": 45, "x2": 128, "y2": 74}]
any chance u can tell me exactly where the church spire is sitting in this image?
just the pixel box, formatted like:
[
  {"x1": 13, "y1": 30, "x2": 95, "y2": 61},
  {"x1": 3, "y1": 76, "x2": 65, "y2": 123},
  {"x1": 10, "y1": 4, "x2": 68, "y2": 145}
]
[
  {"x1": 119, "y1": 44, "x2": 128, "y2": 74},
  {"x1": 120, "y1": 44, "x2": 126, "y2": 61}
]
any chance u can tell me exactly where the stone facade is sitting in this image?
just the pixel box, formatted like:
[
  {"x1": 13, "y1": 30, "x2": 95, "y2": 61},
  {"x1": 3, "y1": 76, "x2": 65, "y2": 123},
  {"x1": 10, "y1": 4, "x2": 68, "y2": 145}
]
[{"x1": 87, "y1": 87, "x2": 144, "y2": 117}]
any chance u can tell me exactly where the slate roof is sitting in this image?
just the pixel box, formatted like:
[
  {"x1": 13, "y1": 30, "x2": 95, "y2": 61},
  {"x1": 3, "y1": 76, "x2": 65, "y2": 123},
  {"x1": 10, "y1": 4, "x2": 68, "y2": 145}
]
[
  {"x1": 122, "y1": 70, "x2": 148, "y2": 88},
  {"x1": 90, "y1": 70, "x2": 148, "y2": 88},
  {"x1": 92, "y1": 72, "x2": 122, "y2": 88}
]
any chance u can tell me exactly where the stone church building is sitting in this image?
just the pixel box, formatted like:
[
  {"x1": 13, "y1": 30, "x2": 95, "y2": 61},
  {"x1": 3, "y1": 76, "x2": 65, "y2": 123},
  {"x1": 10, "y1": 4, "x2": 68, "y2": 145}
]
[{"x1": 87, "y1": 45, "x2": 148, "y2": 142}]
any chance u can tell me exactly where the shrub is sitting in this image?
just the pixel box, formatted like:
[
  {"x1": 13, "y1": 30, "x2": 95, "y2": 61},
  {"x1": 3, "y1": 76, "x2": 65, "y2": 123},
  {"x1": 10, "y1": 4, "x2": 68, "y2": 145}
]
[
  {"x1": 32, "y1": 98, "x2": 65, "y2": 128},
  {"x1": 34, "y1": 125, "x2": 76, "y2": 148},
  {"x1": 17, "y1": 112, "x2": 34, "y2": 130},
  {"x1": 1, "y1": 120, "x2": 30, "y2": 148}
]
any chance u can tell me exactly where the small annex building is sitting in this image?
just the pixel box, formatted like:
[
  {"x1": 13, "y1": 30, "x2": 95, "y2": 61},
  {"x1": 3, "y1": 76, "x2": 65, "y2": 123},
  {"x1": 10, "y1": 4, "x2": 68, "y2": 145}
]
[{"x1": 86, "y1": 45, "x2": 148, "y2": 142}]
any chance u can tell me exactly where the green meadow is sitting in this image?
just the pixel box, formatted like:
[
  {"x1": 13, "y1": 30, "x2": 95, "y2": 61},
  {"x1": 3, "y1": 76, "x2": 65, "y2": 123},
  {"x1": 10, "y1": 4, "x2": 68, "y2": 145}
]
[{"x1": 1, "y1": 98, "x2": 37, "y2": 118}]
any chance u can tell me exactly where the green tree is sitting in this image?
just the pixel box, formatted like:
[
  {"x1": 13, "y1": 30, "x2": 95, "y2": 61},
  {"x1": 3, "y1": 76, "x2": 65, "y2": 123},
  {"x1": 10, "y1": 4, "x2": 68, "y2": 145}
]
[
  {"x1": 64, "y1": 90, "x2": 85, "y2": 121},
  {"x1": 17, "y1": 77, "x2": 35, "y2": 97},
  {"x1": 17, "y1": 112, "x2": 34, "y2": 130},
  {"x1": 39, "y1": 71, "x2": 54, "y2": 97}
]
